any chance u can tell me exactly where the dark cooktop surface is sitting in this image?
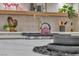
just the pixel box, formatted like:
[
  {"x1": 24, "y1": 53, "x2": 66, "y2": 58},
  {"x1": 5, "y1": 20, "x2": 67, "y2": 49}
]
[{"x1": 22, "y1": 33, "x2": 59, "y2": 36}]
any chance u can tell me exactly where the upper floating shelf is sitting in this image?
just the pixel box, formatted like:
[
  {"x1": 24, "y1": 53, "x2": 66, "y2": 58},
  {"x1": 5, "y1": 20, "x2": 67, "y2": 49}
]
[{"x1": 0, "y1": 10, "x2": 68, "y2": 17}]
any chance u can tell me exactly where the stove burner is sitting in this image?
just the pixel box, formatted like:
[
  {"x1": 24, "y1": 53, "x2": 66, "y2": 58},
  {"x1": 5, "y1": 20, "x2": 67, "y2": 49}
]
[{"x1": 33, "y1": 45, "x2": 79, "y2": 56}]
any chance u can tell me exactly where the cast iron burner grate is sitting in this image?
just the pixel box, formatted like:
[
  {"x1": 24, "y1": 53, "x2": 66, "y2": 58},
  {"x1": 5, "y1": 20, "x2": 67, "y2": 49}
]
[{"x1": 33, "y1": 45, "x2": 79, "y2": 56}]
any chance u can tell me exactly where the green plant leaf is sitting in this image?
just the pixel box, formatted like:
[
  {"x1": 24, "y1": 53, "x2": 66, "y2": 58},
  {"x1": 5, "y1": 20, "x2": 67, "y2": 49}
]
[
  {"x1": 58, "y1": 4, "x2": 77, "y2": 19},
  {"x1": 3, "y1": 24, "x2": 9, "y2": 30}
]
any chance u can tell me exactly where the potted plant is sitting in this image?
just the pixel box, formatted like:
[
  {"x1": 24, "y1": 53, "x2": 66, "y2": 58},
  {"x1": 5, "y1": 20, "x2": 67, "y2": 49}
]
[
  {"x1": 3, "y1": 17, "x2": 18, "y2": 32},
  {"x1": 58, "y1": 4, "x2": 77, "y2": 19},
  {"x1": 3, "y1": 24, "x2": 10, "y2": 31},
  {"x1": 58, "y1": 4, "x2": 78, "y2": 32}
]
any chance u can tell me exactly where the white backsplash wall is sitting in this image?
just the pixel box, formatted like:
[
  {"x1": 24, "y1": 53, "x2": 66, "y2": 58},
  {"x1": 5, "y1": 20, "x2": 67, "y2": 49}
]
[
  {"x1": 0, "y1": 15, "x2": 73, "y2": 32},
  {"x1": 74, "y1": 17, "x2": 79, "y2": 32}
]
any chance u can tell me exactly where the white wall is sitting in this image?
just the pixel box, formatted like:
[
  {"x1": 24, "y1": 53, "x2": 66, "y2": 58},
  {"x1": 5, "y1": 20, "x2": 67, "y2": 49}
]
[
  {"x1": 47, "y1": 3, "x2": 59, "y2": 12},
  {"x1": 19, "y1": 3, "x2": 30, "y2": 11},
  {"x1": 72, "y1": 3, "x2": 78, "y2": 13}
]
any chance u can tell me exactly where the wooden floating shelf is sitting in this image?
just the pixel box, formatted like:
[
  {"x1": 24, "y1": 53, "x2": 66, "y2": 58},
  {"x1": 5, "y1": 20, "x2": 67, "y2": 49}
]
[{"x1": 0, "y1": 10, "x2": 68, "y2": 17}]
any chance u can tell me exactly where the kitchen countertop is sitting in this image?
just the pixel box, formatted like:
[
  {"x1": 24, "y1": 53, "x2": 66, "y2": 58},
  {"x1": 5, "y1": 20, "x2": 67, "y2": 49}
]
[{"x1": 0, "y1": 39, "x2": 53, "y2": 56}]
